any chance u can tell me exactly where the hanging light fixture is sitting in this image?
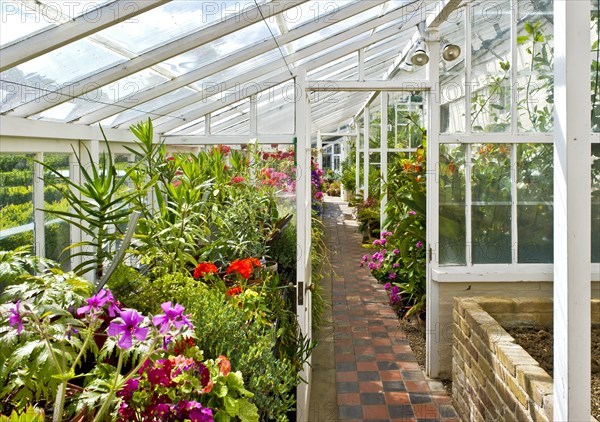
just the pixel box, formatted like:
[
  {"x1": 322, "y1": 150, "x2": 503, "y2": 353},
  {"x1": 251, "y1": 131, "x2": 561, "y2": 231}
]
[
  {"x1": 410, "y1": 22, "x2": 429, "y2": 66},
  {"x1": 411, "y1": 38, "x2": 429, "y2": 66},
  {"x1": 441, "y1": 38, "x2": 461, "y2": 61}
]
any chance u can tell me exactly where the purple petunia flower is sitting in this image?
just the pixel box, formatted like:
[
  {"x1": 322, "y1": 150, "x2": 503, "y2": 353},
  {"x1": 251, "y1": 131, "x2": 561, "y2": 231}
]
[
  {"x1": 367, "y1": 262, "x2": 377, "y2": 270},
  {"x1": 108, "y1": 309, "x2": 149, "y2": 350},
  {"x1": 152, "y1": 302, "x2": 194, "y2": 334},
  {"x1": 372, "y1": 239, "x2": 381, "y2": 246},
  {"x1": 388, "y1": 273, "x2": 396, "y2": 280},
  {"x1": 393, "y1": 249, "x2": 399, "y2": 255},
  {"x1": 379, "y1": 238, "x2": 387, "y2": 246},
  {"x1": 415, "y1": 241, "x2": 424, "y2": 249},
  {"x1": 381, "y1": 231, "x2": 393, "y2": 237},
  {"x1": 391, "y1": 286, "x2": 400, "y2": 296},
  {"x1": 392, "y1": 263, "x2": 400, "y2": 268},
  {"x1": 384, "y1": 283, "x2": 391, "y2": 291},
  {"x1": 8, "y1": 300, "x2": 23, "y2": 335},
  {"x1": 408, "y1": 210, "x2": 416, "y2": 215},
  {"x1": 362, "y1": 255, "x2": 369, "y2": 261}
]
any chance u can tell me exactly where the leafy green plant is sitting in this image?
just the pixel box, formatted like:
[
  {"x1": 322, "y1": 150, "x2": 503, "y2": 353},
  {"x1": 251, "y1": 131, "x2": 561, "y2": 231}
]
[{"x1": 0, "y1": 405, "x2": 44, "y2": 421}]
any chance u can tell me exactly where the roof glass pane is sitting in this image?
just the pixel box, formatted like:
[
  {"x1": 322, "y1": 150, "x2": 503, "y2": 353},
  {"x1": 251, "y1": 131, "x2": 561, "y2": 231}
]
[
  {"x1": 1, "y1": 0, "x2": 116, "y2": 46},
  {"x1": 97, "y1": 1, "x2": 264, "y2": 55},
  {"x1": 258, "y1": 81, "x2": 295, "y2": 134},
  {"x1": 290, "y1": 5, "x2": 382, "y2": 51},
  {"x1": 0, "y1": 39, "x2": 126, "y2": 113},
  {"x1": 100, "y1": 87, "x2": 197, "y2": 127},
  {"x1": 188, "y1": 50, "x2": 284, "y2": 92},
  {"x1": 1, "y1": 0, "x2": 54, "y2": 46},
  {"x1": 31, "y1": 69, "x2": 169, "y2": 122},
  {"x1": 159, "y1": 21, "x2": 279, "y2": 76},
  {"x1": 286, "y1": 1, "x2": 354, "y2": 30}
]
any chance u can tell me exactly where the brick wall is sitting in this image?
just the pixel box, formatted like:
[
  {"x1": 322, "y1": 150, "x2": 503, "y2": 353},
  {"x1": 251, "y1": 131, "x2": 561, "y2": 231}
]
[{"x1": 452, "y1": 297, "x2": 600, "y2": 422}]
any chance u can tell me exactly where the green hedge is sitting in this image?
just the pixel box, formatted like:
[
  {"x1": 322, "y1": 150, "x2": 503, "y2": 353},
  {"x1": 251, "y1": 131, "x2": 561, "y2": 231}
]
[{"x1": 0, "y1": 185, "x2": 64, "y2": 206}]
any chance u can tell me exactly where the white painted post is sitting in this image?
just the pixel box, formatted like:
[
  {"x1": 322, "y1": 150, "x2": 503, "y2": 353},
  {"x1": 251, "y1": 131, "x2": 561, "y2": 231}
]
[
  {"x1": 553, "y1": 1, "x2": 592, "y2": 421},
  {"x1": 295, "y1": 66, "x2": 312, "y2": 422},
  {"x1": 317, "y1": 130, "x2": 323, "y2": 170},
  {"x1": 358, "y1": 48, "x2": 365, "y2": 81},
  {"x1": 33, "y1": 153, "x2": 45, "y2": 259},
  {"x1": 380, "y1": 93, "x2": 388, "y2": 227},
  {"x1": 425, "y1": 29, "x2": 440, "y2": 378},
  {"x1": 364, "y1": 107, "x2": 370, "y2": 201},
  {"x1": 355, "y1": 124, "x2": 361, "y2": 195},
  {"x1": 340, "y1": 137, "x2": 347, "y2": 199}
]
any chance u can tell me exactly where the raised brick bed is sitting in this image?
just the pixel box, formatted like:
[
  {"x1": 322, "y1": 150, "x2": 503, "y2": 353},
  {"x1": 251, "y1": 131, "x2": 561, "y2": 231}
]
[{"x1": 452, "y1": 297, "x2": 600, "y2": 422}]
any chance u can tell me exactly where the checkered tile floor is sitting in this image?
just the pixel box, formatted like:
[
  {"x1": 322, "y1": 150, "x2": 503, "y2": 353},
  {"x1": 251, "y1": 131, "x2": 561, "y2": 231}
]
[{"x1": 322, "y1": 198, "x2": 459, "y2": 422}]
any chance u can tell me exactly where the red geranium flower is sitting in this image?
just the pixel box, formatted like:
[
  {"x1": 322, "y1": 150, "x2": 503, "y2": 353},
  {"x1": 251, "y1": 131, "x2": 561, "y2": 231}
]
[
  {"x1": 193, "y1": 262, "x2": 218, "y2": 279},
  {"x1": 226, "y1": 286, "x2": 243, "y2": 296},
  {"x1": 226, "y1": 259, "x2": 253, "y2": 279}
]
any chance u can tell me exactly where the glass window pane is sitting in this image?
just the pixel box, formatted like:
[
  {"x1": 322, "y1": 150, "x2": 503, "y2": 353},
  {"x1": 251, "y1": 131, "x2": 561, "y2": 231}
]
[
  {"x1": 439, "y1": 11, "x2": 466, "y2": 133},
  {"x1": 1, "y1": 0, "x2": 55, "y2": 46},
  {"x1": 439, "y1": 144, "x2": 466, "y2": 265},
  {"x1": 517, "y1": 0, "x2": 554, "y2": 132},
  {"x1": 471, "y1": 144, "x2": 512, "y2": 263},
  {"x1": 471, "y1": 0, "x2": 512, "y2": 132},
  {"x1": 388, "y1": 92, "x2": 425, "y2": 149},
  {"x1": 43, "y1": 153, "x2": 71, "y2": 269},
  {"x1": 516, "y1": 144, "x2": 553, "y2": 263},
  {"x1": 0, "y1": 154, "x2": 34, "y2": 253}
]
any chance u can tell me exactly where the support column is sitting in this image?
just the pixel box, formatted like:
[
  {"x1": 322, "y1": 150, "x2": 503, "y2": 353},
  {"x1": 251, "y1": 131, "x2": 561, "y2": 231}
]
[
  {"x1": 355, "y1": 125, "x2": 361, "y2": 195},
  {"x1": 363, "y1": 107, "x2": 370, "y2": 201},
  {"x1": 295, "y1": 66, "x2": 312, "y2": 422},
  {"x1": 317, "y1": 130, "x2": 323, "y2": 170},
  {"x1": 553, "y1": 1, "x2": 591, "y2": 420},
  {"x1": 380, "y1": 93, "x2": 388, "y2": 227},
  {"x1": 33, "y1": 153, "x2": 45, "y2": 259},
  {"x1": 425, "y1": 29, "x2": 440, "y2": 378}
]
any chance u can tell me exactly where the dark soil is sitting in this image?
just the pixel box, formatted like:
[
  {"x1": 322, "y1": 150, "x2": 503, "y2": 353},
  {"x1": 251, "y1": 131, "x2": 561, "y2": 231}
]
[
  {"x1": 399, "y1": 319, "x2": 454, "y2": 398},
  {"x1": 505, "y1": 325, "x2": 600, "y2": 421}
]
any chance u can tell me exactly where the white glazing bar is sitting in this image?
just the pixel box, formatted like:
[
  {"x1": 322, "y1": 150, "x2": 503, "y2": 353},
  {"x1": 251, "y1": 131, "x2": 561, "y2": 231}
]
[
  {"x1": 380, "y1": 92, "x2": 388, "y2": 227},
  {"x1": 355, "y1": 125, "x2": 361, "y2": 195},
  {"x1": 249, "y1": 95, "x2": 257, "y2": 137},
  {"x1": 511, "y1": 144, "x2": 518, "y2": 263},
  {"x1": 364, "y1": 107, "x2": 370, "y2": 201},
  {"x1": 425, "y1": 29, "x2": 441, "y2": 378},
  {"x1": 553, "y1": 1, "x2": 592, "y2": 420},
  {"x1": 33, "y1": 153, "x2": 45, "y2": 259},
  {"x1": 205, "y1": 115, "x2": 211, "y2": 136},
  {"x1": 465, "y1": 4, "x2": 472, "y2": 135},
  {"x1": 69, "y1": 150, "x2": 82, "y2": 272},
  {"x1": 358, "y1": 48, "x2": 365, "y2": 81},
  {"x1": 317, "y1": 131, "x2": 323, "y2": 170},
  {"x1": 510, "y1": 0, "x2": 518, "y2": 133},
  {"x1": 465, "y1": 144, "x2": 472, "y2": 266}
]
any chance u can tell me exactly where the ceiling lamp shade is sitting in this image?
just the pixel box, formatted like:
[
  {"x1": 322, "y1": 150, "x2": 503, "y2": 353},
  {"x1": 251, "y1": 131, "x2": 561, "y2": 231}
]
[
  {"x1": 441, "y1": 39, "x2": 461, "y2": 61},
  {"x1": 411, "y1": 39, "x2": 429, "y2": 66}
]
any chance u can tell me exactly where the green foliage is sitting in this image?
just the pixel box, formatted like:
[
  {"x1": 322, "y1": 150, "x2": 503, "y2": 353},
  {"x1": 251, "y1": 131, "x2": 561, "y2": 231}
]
[
  {"x1": 0, "y1": 405, "x2": 44, "y2": 421},
  {"x1": 184, "y1": 287, "x2": 298, "y2": 421}
]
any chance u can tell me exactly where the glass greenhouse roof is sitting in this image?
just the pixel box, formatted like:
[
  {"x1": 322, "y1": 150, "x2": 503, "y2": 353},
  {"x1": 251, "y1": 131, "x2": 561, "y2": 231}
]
[{"x1": 0, "y1": 0, "x2": 440, "y2": 136}]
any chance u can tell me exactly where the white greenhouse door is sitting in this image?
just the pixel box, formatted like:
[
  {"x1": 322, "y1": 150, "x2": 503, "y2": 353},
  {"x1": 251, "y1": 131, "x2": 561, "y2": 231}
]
[{"x1": 295, "y1": 68, "x2": 313, "y2": 422}]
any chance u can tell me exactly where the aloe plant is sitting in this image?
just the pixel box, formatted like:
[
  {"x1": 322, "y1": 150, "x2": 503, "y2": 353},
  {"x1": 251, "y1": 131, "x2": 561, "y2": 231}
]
[{"x1": 39, "y1": 129, "x2": 141, "y2": 281}]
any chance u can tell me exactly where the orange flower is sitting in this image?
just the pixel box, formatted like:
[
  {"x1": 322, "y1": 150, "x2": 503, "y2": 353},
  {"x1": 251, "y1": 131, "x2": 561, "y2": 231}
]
[
  {"x1": 194, "y1": 262, "x2": 218, "y2": 279},
  {"x1": 216, "y1": 355, "x2": 231, "y2": 376},
  {"x1": 250, "y1": 258, "x2": 262, "y2": 268},
  {"x1": 227, "y1": 259, "x2": 253, "y2": 279}
]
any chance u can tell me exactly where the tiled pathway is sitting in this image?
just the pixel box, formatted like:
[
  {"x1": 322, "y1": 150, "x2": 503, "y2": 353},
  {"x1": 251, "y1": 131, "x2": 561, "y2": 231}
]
[{"x1": 322, "y1": 197, "x2": 458, "y2": 422}]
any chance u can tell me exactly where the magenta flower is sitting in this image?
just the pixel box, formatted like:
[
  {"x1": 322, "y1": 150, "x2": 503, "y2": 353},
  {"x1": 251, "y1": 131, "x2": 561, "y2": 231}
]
[
  {"x1": 381, "y1": 231, "x2": 393, "y2": 237},
  {"x1": 108, "y1": 309, "x2": 149, "y2": 350},
  {"x1": 77, "y1": 288, "x2": 119, "y2": 316},
  {"x1": 152, "y1": 302, "x2": 194, "y2": 334},
  {"x1": 415, "y1": 241, "x2": 424, "y2": 249},
  {"x1": 384, "y1": 282, "x2": 391, "y2": 291},
  {"x1": 372, "y1": 239, "x2": 381, "y2": 246},
  {"x1": 393, "y1": 263, "x2": 400, "y2": 268},
  {"x1": 389, "y1": 272, "x2": 397, "y2": 280},
  {"x1": 8, "y1": 300, "x2": 23, "y2": 335},
  {"x1": 379, "y1": 238, "x2": 387, "y2": 245},
  {"x1": 408, "y1": 210, "x2": 416, "y2": 215},
  {"x1": 393, "y1": 249, "x2": 400, "y2": 255}
]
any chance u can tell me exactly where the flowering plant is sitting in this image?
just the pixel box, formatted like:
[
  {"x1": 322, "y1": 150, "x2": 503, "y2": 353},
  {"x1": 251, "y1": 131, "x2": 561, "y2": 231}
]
[
  {"x1": 0, "y1": 276, "x2": 258, "y2": 422},
  {"x1": 226, "y1": 258, "x2": 262, "y2": 281},
  {"x1": 116, "y1": 337, "x2": 258, "y2": 422}
]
